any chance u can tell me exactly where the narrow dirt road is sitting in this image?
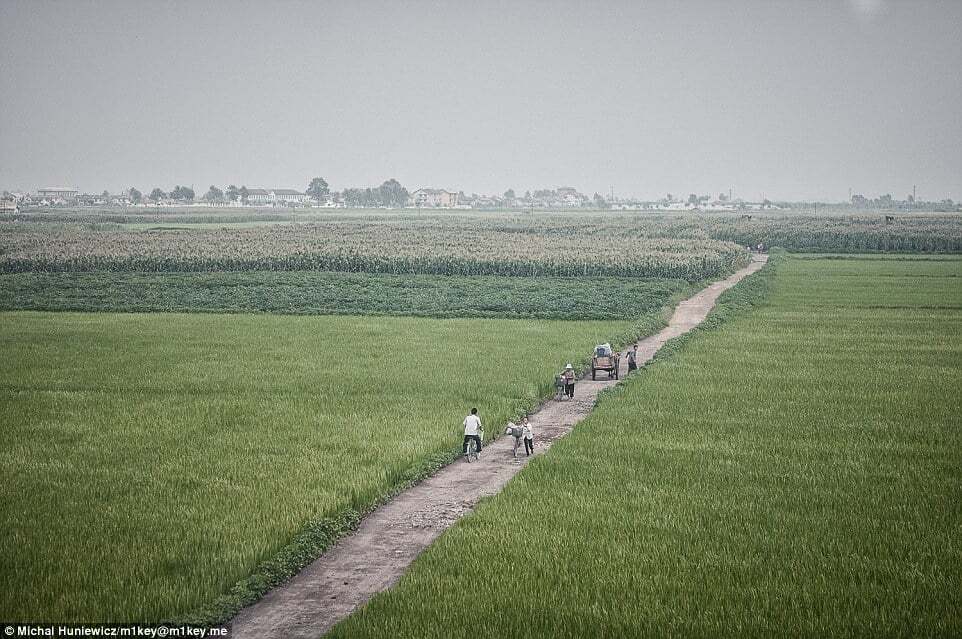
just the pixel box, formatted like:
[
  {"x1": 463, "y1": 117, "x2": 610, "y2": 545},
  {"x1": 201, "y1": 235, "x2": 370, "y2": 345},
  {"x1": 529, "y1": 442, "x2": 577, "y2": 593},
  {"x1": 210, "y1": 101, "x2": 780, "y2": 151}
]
[{"x1": 230, "y1": 255, "x2": 767, "y2": 639}]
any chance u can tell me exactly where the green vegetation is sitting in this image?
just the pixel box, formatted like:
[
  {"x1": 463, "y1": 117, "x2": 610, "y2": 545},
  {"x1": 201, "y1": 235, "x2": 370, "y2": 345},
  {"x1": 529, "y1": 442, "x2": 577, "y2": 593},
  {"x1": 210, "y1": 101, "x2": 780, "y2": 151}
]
[
  {"x1": 0, "y1": 309, "x2": 676, "y2": 622},
  {"x1": 329, "y1": 255, "x2": 962, "y2": 638},
  {"x1": 3, "y1": 206, "x2": 959, "y2": 629},
  {"x1": 0, "y1": 271, "x2": 695, "y2": 319},
  {"x1": 701, "y1": 214, "x2": 962, "y2": 252}
]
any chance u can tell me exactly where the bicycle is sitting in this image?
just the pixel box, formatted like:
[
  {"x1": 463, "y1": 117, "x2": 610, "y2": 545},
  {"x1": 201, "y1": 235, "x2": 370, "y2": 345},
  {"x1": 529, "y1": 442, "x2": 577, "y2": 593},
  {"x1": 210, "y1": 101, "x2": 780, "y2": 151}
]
[{"x1": 464, "y1": 428, "x2": 483, "y2": 462}]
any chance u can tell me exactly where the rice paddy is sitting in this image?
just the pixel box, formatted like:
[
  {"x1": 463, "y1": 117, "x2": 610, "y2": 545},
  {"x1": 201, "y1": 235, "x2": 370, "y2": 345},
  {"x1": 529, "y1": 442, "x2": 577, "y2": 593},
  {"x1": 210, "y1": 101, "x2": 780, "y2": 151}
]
[
  {"x1": 327, "y1": 254, "x2": 962, "y2": 638},
  {"x1": 0, "y1": 311, "x2": 654, "y2": 622}
]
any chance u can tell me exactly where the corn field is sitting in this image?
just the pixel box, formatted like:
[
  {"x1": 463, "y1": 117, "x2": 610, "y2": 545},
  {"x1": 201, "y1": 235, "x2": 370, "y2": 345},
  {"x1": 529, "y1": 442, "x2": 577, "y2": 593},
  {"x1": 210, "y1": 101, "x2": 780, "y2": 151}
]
[{"x1": 0, "y1": 219, "x2": 750, "y2": 280}]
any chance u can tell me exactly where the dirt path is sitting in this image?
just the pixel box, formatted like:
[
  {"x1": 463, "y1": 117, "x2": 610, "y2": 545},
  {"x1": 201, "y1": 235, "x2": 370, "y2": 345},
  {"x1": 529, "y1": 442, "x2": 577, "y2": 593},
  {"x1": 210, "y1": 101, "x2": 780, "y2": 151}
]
[{"x1": 229, "y1": 255, "x2": 767, "y2": 639}]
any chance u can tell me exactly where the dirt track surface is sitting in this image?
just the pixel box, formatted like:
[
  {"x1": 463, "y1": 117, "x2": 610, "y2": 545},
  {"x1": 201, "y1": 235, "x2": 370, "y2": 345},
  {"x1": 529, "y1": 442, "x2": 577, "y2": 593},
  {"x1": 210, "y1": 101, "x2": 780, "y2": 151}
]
[{"x1": 229, "y1": 255, "x2": 767, "y2": 639}]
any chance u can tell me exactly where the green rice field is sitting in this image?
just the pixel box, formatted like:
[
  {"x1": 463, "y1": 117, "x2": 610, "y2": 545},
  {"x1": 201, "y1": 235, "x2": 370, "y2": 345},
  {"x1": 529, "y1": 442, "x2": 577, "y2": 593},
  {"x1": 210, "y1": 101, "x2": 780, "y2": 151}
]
[
  {"x1": 329, "y1": 254, "x2": 962, "y2": 638},
  {"x1": 0, "y1": 311, "x2": 659, "y2": 622}
]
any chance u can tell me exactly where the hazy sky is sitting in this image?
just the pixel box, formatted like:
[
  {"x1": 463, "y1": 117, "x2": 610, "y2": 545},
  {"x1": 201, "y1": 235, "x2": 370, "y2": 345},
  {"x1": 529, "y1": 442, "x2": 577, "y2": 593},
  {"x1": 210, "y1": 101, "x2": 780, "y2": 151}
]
[{"x1": 1, "y1": 0, "x2": 960, "y2": 201}]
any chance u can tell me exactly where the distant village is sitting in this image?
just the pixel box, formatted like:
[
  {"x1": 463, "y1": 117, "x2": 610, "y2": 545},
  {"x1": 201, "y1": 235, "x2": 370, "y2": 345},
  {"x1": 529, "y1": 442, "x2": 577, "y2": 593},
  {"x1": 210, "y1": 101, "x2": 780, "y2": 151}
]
[{"x1": 1, "y1": 179, "x2": 958, "y2": 214}]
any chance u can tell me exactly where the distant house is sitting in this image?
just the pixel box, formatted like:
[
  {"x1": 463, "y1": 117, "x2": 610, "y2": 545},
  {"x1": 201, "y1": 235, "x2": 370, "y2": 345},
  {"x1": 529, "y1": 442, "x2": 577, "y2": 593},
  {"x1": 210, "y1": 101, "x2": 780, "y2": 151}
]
[
  {"x1": 246, "y1": 188, "x2": 271, "y2": 205},
  {"x1": 245, "y1": 188, "x2": 307, "y2": 205},
  {"x1": 410, "y1": 188, "x2": 459, "y2": 208},
  {"x1": 36, "y1": 187, "x2": 79, "y2": 202},
  {"x1": 271, "y1": 189, "x2": 307, "y2": 204},
  {"x1": 0, "y1": 199, "x2": 18, "y2": 214}
]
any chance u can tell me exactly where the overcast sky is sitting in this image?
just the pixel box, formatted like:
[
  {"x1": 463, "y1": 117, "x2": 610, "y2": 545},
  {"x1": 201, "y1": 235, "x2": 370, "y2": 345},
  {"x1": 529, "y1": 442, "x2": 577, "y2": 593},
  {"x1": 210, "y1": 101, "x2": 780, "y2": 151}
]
[{"x1": 1, "y1": 0, "x2": 960, "y2": 201}]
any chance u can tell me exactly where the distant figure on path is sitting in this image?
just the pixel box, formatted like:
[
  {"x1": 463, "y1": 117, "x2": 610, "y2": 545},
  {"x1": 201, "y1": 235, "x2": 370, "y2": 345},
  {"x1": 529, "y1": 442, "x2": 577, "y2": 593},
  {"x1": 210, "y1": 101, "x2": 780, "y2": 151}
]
[
  {"x1": 522, "y1": 416, "x2": 534, "y2": 456},
  {"x1": 627, "y1": 345, "x2": 638, "y2": 373},
  {"x1": 463, "y1": 408, "x2": 482, "y2": 458},
  {"x1": 562, "y1": 364, "x2": 575, "y2": 399},
  {"x1": 506, "y1": 421, "x2": 524, "y2": 457}
]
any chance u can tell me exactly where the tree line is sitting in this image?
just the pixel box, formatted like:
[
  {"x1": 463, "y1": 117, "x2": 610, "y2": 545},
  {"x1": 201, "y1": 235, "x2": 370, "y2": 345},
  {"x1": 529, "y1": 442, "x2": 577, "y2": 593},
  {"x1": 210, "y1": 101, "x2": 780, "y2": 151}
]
[{"x1": 125, "y1": 177, "x2": 408, "y2": 206}]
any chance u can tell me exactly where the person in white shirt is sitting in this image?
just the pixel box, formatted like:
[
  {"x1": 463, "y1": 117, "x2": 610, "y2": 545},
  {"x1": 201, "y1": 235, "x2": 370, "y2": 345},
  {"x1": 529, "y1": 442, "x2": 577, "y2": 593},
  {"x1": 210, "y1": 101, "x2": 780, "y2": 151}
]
[
  {"x1": 463, "y1": 408, "x2": 482, "y2": 458},
  {"x1": 522, "y1": 416, "x2": 534, "y2": 456}
]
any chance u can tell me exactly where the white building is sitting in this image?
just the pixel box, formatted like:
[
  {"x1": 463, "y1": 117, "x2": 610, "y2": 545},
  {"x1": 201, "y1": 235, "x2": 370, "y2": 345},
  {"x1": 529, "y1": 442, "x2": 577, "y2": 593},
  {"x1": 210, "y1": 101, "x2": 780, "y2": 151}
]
[
  {"x1": 245, "y1": 188, "x2": 307, "y2": 205},
  {"x1": 36, "y1": 187, "x2": 79, "y2": 202},
  {"x1": 271, "y1": 189, "x2": 308, "y2": 204}
]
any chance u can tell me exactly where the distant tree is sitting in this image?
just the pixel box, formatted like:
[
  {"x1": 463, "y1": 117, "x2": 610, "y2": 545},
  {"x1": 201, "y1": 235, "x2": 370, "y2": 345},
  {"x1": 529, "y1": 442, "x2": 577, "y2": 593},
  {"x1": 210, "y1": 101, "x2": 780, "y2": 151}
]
[
  {"x1": 240, "y1": 185, "x2": 249, "y2": 204},
  {"x1": 718, "y1": 192, "x2": 728, "y2": 202},
  {"x1": 306, "y1": 177, "x2": 330, "y2": 202},
  {"x1": 504, "y1": 188, "x2": 516, "y2": 200},
  {"x1": 226, "y1": 185, "x2": 240, "y2": 202},
  {"x1": 688, "y1": 193, "x2": 699, "y2": 205},
  {"x1": 341, "y1": 188, "x2": 363, "y2": 207},
  {"x1": 593, "y1": 193, "x2": 607, "y2": 208},
  {"x1": 149, "y1": 188, "x2": 166, "y2": 202},
  {"x1": 101, "y1": 190, "x2": 110, "y2": 198},
  {"x1": 170, "y1": 185, "x2": 195, "y2": 202},
  {"x1": 524, "y1": 190, "x2": 531, "y2": 199},
  {"x1": 128, "y1": 187, "x2": 142, "y2": 204},
  {"x1": 378, "y1": 179, "x2": 408, "y2": 207},
  {"x1": 204, "y1": 185, "x2": 224, "y2": 203}
]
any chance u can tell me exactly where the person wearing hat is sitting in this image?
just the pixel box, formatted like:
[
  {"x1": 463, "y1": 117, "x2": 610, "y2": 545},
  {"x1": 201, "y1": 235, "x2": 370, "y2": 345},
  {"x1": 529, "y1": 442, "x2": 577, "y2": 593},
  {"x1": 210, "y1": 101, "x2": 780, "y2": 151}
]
[
  {"x1": 627, "y1": 344, "x2": 638, "y2": 373},
  {"x1": 562, "y1": 363, "x2": 575, "y2": 399}
]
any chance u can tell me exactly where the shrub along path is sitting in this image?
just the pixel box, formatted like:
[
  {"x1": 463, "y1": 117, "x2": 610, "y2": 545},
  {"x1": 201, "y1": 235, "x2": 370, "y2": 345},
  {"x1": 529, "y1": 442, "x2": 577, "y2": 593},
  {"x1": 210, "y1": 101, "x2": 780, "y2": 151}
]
[{"x1": 228, "y1": 255, "x2": 768, "y2": 639}]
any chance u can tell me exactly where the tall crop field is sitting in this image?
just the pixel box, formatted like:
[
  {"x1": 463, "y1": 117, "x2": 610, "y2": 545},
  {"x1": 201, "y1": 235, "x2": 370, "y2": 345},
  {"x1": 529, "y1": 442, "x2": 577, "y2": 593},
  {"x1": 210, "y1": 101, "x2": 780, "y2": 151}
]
[
  {"x1": 329, "y1": 255, "x2": 962, "y2": 638},
  {"x1": 0, "y1": 218, "x2": 747, "y2": 280}
]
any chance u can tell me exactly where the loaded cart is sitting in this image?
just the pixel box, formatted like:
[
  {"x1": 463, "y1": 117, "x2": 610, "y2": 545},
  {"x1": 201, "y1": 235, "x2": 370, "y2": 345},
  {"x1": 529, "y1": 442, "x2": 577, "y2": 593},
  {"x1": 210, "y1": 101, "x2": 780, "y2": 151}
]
[{"x1": 591, "y1": 343, "x2": 620, "y2": 380}]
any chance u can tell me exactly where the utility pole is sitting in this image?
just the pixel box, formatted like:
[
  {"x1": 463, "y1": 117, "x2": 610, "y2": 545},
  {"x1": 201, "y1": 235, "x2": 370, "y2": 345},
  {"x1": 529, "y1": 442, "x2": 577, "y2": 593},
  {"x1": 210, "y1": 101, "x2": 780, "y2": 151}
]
[{"x1": 913, "y1": 184, "x2": 917, "y2": 203}]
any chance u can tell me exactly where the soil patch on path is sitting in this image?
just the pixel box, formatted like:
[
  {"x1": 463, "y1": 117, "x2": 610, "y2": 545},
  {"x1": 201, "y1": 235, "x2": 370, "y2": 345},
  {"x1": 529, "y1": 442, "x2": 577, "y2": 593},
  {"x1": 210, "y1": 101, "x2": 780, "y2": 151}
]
[{"x1": 230, "y1": 255, "x2": 767, "y2": 639}]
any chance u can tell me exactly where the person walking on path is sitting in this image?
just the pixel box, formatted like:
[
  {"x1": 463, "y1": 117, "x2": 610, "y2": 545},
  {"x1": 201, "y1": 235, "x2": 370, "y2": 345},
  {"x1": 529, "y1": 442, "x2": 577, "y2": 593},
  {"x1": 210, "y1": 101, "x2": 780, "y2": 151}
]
[
  {"x1": 562, "y1": 364, "x2": 575, "y2": 399},
  {"x1": 522, "y1": 416, "x2": 534, "y2": 456},
  {"x1": 506, "y1": 421, "x2": 524, "y2": 458},
  {"x1": 627, "y1": 345, "x2": 638, "y2": 373},
  {"x1": 463, "y1": 408, "x2": 482, "y2": 458}
]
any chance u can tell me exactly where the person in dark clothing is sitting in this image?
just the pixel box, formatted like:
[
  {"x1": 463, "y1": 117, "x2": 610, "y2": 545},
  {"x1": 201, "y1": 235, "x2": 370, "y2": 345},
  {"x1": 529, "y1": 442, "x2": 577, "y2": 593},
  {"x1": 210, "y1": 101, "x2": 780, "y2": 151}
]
[
  {"x1": 522, "y1": 416, "x2": 534, "y2": 456},
  {"x1": 562, "y1": 364, "x2": 575, "y2": 398}
]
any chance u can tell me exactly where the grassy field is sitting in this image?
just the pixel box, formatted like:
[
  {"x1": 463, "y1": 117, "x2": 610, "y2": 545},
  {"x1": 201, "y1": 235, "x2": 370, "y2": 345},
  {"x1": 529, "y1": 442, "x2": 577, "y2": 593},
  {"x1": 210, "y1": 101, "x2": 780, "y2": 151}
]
[
  {"x1": 329, "y1": 255, "x2": 962, "y2": 638},
  {"x1": 0, "y1": 309, "x2": 670, "y2": 623},
  {"x1": 0, "y1": 271, "x2": 695, "y2": 319}
]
